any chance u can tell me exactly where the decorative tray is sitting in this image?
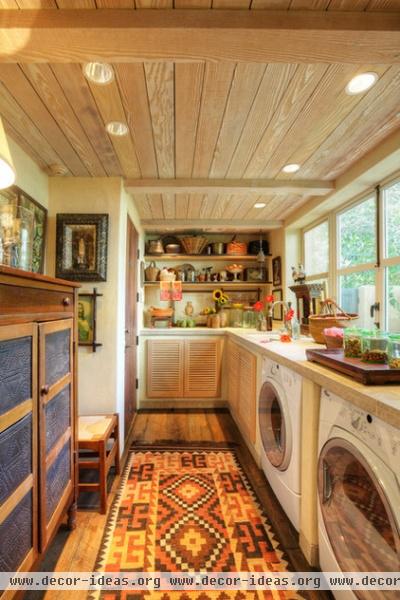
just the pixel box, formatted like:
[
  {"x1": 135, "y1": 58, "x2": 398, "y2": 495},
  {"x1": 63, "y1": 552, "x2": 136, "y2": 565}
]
[{"x1": 305, "y1": 348, "x2": 400, "y2": 385}]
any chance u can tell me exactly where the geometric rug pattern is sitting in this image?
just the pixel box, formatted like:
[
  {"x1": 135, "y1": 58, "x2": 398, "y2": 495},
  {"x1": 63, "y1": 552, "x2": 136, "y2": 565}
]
[{"x1": 90, "y1": 449, "x2": 301, "y2": 600}]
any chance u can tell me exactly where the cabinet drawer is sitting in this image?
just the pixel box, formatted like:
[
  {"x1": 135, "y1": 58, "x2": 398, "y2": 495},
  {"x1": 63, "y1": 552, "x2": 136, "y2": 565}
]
[
  {"x1": 0, "y1": 284, "x2": 73, "y2": 316},
  {"x1": 0, "y1": 414, "x2": 32, "y2": 504}
]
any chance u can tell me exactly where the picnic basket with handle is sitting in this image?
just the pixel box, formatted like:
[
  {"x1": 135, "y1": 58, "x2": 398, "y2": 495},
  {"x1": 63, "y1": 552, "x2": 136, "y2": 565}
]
[{"x1": 309, "y1": 299, "x2": 358, "y2": 344}]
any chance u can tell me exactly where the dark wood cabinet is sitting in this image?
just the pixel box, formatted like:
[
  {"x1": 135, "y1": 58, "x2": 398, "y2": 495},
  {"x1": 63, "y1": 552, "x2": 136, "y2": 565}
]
[{"x1": 0, "y1": 267, "x2": 79, "y2": 595}]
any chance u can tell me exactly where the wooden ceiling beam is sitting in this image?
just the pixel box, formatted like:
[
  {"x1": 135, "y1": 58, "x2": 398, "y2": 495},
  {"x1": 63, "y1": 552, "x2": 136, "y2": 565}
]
[
  {"x1": 125, "y1": 178, "x2": 334, "y2": 196},
  {"x1": 140, "y1": 218, "x2": 283, "y2": 232},
  {"x1": 0, "y1": 9, "x2": 399, "y2": 63}
]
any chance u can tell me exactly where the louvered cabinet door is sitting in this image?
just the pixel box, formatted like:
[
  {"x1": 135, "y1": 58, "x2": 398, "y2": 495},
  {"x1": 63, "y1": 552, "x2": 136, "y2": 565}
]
[
  {"x1": 184, "y1": 338, "x2": 223, "y2": 398},
  {"x1": 238, "y1": 347, "x2": 257, "y2": 444},
  {"x1": 0, "y1": 323, "x2": 38, "y2": 585},
  {"x1": 147, "y1": 339, "x2": 185, "y2": 398},
  {"x1": 39, "y1": 319, "x2": 74, "y2": 552},
  {"x1": 227, "y1": 339, "x2": 240, "y2": 414}
]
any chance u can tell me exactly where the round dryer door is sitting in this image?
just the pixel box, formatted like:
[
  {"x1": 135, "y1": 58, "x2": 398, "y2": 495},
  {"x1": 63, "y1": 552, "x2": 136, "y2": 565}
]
[
  {"x1": 319, "y1": 436, "x2": 400, "y2": 599},
  {"x1": 259, "y1": 379, "x2": 292, "y2": 471}
]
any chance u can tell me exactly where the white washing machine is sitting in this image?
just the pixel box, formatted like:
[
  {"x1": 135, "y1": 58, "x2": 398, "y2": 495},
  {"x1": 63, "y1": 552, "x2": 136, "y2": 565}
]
[
  {"x1": 258, "y1": 357, "x2": 303, "y2": 530},
  {"x1": 318, "y1": 388, "x2": 400, "y2": 600}
]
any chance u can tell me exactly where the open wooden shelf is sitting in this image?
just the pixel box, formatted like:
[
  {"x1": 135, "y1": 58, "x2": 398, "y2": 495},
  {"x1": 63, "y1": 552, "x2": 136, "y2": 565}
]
[
  {"x1": 144, "y1": 282, "x2": 271, "y2": 291},
  {"x1": 144, "y1": 254, "x2": 271, "y2": 262}
]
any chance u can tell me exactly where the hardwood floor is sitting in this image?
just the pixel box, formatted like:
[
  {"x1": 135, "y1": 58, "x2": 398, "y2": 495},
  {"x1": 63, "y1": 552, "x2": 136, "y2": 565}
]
[{"x1": 31, "y1": 409, "x2": 332, "y2": 600}]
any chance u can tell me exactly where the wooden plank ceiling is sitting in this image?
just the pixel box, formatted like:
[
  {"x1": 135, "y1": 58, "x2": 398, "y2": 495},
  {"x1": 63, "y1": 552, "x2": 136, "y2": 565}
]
[
  {"x1": 0, "y1": 2, "x2": 399, "y2": 225},
  {"x1": 0, "y1": 1, "x2": 399, "y2": 10}
]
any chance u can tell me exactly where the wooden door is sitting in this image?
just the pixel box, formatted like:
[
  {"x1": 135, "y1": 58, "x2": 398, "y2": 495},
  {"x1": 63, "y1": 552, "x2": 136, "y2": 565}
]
[
  {"x1": 147, "y1": 339, "x2": 185, "y2": 398},
  {"x1": 124, "y1": 217, "x2": 138, "y2": 439},
  {"x1": 238, "y1": 346, "x2": 257, "y2": 444},
  {"x1": 227, "y1": 339, "x2": 240, "y2": 414},
  {"x1": 184, "y1": 338, "x2": 223, "y2": 398},
  {"x1": 38, "y1": 319, "x2": 74, "y2": 552},
  {"x1": 0, "y1": 323, "x2": 38, "y2": 582}
]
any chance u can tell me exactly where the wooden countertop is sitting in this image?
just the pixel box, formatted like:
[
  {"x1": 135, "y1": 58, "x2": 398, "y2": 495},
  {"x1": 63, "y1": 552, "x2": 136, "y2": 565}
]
[{"x1": 140, "y1": 327, "x2": 400, "y2": 427}]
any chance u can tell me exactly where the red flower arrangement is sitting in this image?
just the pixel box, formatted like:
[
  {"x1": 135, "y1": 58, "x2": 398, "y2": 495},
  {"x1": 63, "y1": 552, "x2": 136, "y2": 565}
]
[{"x1": 253, "y1": 295, "x2": 275, "y2": 313}]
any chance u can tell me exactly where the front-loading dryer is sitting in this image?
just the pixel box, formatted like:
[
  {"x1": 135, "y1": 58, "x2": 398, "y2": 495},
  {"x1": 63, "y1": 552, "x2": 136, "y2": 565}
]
[
  {"x1": 318, "y1": 388, "x2": 400, "y2": 600},
  {"x1": 258, "y1": 357, "x2": 302, "y2": 530}
]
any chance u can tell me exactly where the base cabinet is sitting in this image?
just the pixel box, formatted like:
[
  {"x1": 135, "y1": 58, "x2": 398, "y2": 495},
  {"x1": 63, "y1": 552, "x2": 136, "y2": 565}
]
[
  {"x1": 147, "y1": 338, "x2": 223, "y2": 399},
  {"x1": 227, "y1": 340, "x2": 257, "y2": 444},
  {"x1": 0, "y1": 267, "x2": 78, "y2": 598}
]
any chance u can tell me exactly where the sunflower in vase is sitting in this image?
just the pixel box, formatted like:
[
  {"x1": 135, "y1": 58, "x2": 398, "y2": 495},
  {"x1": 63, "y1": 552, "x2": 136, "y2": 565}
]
[{"x1": 212, "y1": 289, "x2": 229, "y2": 310}]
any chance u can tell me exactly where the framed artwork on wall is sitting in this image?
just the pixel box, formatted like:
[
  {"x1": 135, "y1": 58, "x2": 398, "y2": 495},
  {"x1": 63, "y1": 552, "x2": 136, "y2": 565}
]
[
  {"x1": 56, "y1": 213, "x2": 109, "y2": 281},
  {"x1": 272, "y1": 256, "x2": 282, "y2": 287},
  {"x1": 272, "y1": 288, "x2": 283, "y2": 320},
  {"x1": 0, "y1": 185, "x2": 47, "y2": 273},
  {"x1": 78, "y1": 288, "x2": 103, "y2": 352}
]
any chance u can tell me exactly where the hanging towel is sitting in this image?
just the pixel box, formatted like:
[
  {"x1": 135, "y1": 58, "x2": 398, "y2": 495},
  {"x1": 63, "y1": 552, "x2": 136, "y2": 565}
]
[
  {"x1": 160, "y1": 281, "x2": 171, "y2": 301},
  {"x1": 171, "y1": 281, "x2": 182, "y2": 301}
]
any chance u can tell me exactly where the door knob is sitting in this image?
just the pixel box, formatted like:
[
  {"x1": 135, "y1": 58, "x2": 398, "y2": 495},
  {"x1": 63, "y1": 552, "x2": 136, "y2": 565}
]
[{"x1": 41, "y1": 385, "x2": 50, "y2": 396}]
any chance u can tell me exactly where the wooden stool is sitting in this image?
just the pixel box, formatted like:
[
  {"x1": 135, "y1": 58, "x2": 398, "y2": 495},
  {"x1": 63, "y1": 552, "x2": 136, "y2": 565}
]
[{"x1": 78, "y1": 414, "x2": 120, "y2": 514}]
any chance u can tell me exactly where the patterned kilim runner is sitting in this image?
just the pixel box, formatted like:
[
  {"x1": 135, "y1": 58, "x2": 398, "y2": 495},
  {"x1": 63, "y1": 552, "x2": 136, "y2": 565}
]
[{"x1": 89, "y1": 448, "x2": 302, "y2": 600}]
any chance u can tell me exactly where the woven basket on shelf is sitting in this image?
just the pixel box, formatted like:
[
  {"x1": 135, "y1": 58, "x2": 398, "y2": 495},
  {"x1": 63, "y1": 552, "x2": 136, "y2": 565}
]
[
  {"x1": 309, "y1": 299, "x2": 358, "y2": 344},
  {"x1": 180, "y1": 235, "x2": 208, "y2": 255}
]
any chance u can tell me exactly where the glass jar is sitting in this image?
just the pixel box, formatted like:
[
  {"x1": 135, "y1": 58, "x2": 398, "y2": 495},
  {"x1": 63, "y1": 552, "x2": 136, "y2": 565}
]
[
  {"x1": 361, "y1": 331, "x2": 389, "y2": 364},
  {"x1": 230, "y1": 304, "x2": 244, "y2": 328},
  {"x1": 243, "y1": 305, "x2": 256, "y2": 329},
  {"x1": 219, "y1": 306, "x2": 229, "y2": 328},
  {"x1": 344, "y1": 328, "x2": 363, "y2": 358},
  {"x1": 388, "y1": 335, "x2": 400, "y2": 369}
]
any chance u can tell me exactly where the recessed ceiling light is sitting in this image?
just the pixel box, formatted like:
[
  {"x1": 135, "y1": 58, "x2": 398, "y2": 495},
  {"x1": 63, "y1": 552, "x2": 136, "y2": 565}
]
[
  {"x1": 106, "y1": 121, "x2": 129, "y2": 137},
  {"x1": 345, "y1": 72, "x2": 378, "y2": 95},
  {"x1": 254, "y1": 202, "x2": 266, "y2": 209},
  {"x1": 83, "y1": 62, "x2": 114, "y2": 85},
  {"x1": 282, "y1": 163, "x2": 300, "y2": 173}
]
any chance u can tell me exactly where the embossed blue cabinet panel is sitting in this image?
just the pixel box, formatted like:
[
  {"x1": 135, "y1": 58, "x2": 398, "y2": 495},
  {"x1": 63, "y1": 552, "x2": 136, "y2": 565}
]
[
  {"x1": 0, "y1": 336, "x2": 32, "y2": 415},
  {"x1": 39, "y1": 319, "x2": 74, "y2": 552},
  {"x1": 45, "y1": 386, "x2": 71, "y2": 453},
  {"x1": 45, "y1": 329, "x2": 71, "y2": 387},
  {"x1": 0, "y1": 414, "x2": 32, "y2": 504},
  {"x1": 0, "y1": 492, "x2": 33, "y2": 572}
]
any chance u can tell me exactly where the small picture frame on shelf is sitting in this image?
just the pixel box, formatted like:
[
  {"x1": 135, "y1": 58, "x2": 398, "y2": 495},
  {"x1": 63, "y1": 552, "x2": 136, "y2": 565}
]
[
  {"x1": 272, "y1": 256, "x2": 282, "y2": 287},
  {"x1": 272, "y1": 288, "x2": 283, "y2": 320},
  {"x1": 56, "y1": 213, "x2": 108, "y2": 281}
]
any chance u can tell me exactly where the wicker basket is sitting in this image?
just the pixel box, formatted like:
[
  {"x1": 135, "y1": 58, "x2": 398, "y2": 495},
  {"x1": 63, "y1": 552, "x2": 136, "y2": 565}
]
[
  {"x1": 309, "y1": 299, "x2": 358, "y2": 344},
  {"x1": 180, "y1": 235, "x2": 208, "y2": 255}
]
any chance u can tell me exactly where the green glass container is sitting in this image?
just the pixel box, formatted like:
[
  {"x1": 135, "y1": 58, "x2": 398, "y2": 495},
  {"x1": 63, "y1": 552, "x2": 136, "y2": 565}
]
[
  {"x1": 388, "y1": 334, "x2": 400, "y2": 369},
  {"x1": 361, "y1": 331, "x2": 389, "y2": 364},
  {"x1": 243, "y1": 305, "x2": 256, "y2": 329}
]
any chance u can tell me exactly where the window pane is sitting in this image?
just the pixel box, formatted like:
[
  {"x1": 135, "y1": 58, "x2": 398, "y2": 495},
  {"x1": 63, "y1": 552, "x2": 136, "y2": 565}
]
[
  {"x1": 304, "y1": 221, "x2": 329, "y2": 275},
  {"x1": 384, "y1": 181, "x2": 400, "y2": 259},
  {"x1": 338, "y1": 197, "x2": 376, "y2": 268},
  {"x1": 386, "y1": 265, "x2": 400, "y2": 333},
  {"x1": 340, "y1": 270, "x2": 376, "y2": 328}
]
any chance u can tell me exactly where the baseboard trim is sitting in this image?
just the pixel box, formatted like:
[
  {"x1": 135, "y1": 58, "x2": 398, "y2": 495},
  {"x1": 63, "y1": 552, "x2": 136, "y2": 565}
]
[
  {"x1": 299, "y1": 531, "x2": 319, "y2": 568},
  {"x1": 139, "y1": 399, "x2": 229, "y2": 409}
]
